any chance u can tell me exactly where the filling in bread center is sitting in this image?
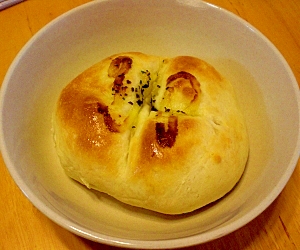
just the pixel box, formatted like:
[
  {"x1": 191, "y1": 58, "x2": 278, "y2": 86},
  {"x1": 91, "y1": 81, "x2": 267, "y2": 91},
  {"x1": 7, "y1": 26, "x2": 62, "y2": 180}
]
[{"x1": 99, "y1": 56, "x2": 203, "y2": 148}]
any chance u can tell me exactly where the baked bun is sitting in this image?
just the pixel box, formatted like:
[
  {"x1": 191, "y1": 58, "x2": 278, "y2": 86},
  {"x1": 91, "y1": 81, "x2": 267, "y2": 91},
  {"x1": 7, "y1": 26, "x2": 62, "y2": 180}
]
[{"x1": 53, "y1": 52, "x2": 249, "y2": 214}]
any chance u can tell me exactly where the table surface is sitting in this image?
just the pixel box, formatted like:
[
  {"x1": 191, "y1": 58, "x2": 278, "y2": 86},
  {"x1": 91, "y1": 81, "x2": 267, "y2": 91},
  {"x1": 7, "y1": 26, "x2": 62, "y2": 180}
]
[{"x1": 0, "y1": 0, "x2": 299, "y2": 249}]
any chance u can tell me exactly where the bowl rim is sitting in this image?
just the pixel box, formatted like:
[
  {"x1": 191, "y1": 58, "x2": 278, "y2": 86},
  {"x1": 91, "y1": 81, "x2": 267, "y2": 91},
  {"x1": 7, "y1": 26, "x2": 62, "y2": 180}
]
[{"x1": 1, "y1": 0, "x2": 300, "y2": 248}]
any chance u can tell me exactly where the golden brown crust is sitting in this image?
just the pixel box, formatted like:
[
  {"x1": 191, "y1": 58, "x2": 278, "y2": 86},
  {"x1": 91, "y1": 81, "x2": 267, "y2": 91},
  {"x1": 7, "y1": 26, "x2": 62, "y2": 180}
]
[{"x1": 53, "y1": 52, "x2": 249, "y2": 214}]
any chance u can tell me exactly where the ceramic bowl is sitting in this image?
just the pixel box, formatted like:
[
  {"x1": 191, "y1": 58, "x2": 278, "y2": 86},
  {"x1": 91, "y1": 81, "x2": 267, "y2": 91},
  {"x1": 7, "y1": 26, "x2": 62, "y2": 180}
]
[{"x1": 1, "y1": 0, "x2": 299, "y2": 248}]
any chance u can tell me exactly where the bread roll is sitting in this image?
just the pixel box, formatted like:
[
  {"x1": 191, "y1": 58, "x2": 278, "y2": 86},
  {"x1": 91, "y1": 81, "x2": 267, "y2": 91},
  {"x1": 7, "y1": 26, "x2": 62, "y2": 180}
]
[{"x1": 53, "y1": 52, "x2": 249, "y2": 214}]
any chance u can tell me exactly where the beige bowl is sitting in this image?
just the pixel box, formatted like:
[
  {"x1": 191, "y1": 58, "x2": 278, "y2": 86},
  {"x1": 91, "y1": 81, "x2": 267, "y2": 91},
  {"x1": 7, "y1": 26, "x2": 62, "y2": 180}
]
[{"x1": 1, "y1": 0, "x2": 299, "y2": 248}]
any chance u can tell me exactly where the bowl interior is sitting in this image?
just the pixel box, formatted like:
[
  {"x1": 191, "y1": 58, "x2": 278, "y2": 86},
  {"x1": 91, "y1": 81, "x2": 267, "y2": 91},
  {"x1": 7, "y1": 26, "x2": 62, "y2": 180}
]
[{"x1": 1, "y1": 0, "x2": 299, "y2": 248}]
